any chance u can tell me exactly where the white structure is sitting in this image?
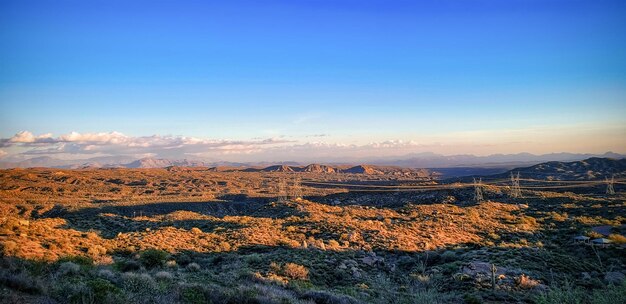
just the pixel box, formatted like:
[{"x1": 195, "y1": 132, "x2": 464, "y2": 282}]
[
  {"x1": 591, "y1": 238, "x2": 613, "y2": 248},
  {"x1": 573, "y1": 235, "x2": 590, "y2": 244}
]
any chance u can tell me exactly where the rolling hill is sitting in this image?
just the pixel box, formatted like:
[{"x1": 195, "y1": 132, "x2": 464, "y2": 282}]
[{"x1": 499, "y1": 157, "x2": 626, "y2": 180}]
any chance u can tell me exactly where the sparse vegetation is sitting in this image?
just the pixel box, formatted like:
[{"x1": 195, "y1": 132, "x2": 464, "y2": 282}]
[{"x1": 0, "y1": 168, "x2": 624, "y2": 303}]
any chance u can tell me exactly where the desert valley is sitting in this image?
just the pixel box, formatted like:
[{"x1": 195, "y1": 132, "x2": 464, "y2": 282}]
[
  {"x1": 1, "y1": 158, "x2": 625, "y2": 303},
  {"x1": 2, "y1": 1, "x2": 625, "y2": 303}
]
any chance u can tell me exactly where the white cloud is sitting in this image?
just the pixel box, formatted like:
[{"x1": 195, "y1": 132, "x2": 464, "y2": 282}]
[
  {"x1": 58, "y1": 131, "x2": 128, "y2": 144},
  {"x1": 0, "y1": 131, "x2": 296, "y2": 159},
  {"x1": 2, "y1": 124, "x2": 622, "y2": 162},
  {"x1": 1, "y1": 130, "x2": 436, "y2": 161},
  {"x1": 5, "y1": 131, "x2": 54, "y2": 144},
  {"x1": 7, "y1": 131, "x2": 36, "y2": 143}
]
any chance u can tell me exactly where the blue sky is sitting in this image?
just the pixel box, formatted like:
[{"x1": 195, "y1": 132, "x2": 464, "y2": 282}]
[{"x1": 1, "y1": 0, "x2": 625, "y2": 160}]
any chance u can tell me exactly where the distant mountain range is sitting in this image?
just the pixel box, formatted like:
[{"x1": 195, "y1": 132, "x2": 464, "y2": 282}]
[
  {"x1": 366, "y1": 151, "x2": 626, "y2": 168},
  {"x1": 496, "y1": 157, "x2": 626, "y2": 181},
  {"x1": 0, "y1": 152, "x2": 624, "y2": 170},
  {"x1": 245, "y1": 164, "x2": 433, "y2": 177}
]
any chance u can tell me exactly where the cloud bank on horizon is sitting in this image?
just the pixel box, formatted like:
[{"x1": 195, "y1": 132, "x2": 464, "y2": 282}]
[{"x1": 1, "y1": 126, "x2": 625, "y2": 163}]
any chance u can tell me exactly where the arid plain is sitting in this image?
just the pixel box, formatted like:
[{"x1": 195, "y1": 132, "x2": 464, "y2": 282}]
[{"x1": 1, "y1": 158, "x2": 625, "y2": 303}]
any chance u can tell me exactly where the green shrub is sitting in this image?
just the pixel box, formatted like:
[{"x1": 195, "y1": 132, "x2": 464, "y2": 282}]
[
  {"x1": 463, "y1": 293, "x2": 482, "y2": 304},
  {"x1": 440, "y1": 250, "x2": 457, "y2": 263},
  {"x1": 301, "y1": 290, "x2": 361, "y2": 304},
  {"x1": 0, "y1": 271, "x2": 42, "y2": 294},
  {"x1": 114, "y1": 259, "x2": 141, "y2": 272},
  {"x1": 186, "y1": 262, "x2": 201, "y2": 272},
  {"x1": 590, "y1": 281, "x2": 626, "y2": 304},
  {"x1": 57, "y1": 261, "x2": 81, "y2": 276},
  {"x1": 155, "y1": 271, "x2": 174, "y2": 281},
  {"x1": 244, "y1": 253, "x2": 264, "y2": 266},
  {"x1": 58, "y1": 255, "x2": 93, "y2": 267},
  {"x1": 86, "y1": 278, "x2": 120, "y2": 301},
  {"x1": 139, "y1": 249, "x2": 169, "y2": 268},
  {"x1": 180, "y1": 284, "x2": 208, "y2": 304},
  {"x1": 535, "y1": 282, "x2": 586, "y2": 304},
  {"x1": 121, "y1": 272, "x2": 157, "y2": 293},
  {"x1": 176, "y1": 254, "x2": 193, "y2": 266}
]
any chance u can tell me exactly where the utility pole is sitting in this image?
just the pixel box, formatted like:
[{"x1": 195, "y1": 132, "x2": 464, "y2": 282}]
[
  {"x1": 606, "y1": 175, "x2": 615, "y2": 195},
  {"x1": 510, "y1": 172, "x2": 522, "y2": 198},
  {"x1": 473, "y1": 177, "x2": 484, "y2": 203}
]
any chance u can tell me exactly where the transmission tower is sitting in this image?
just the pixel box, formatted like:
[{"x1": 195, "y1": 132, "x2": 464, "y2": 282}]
[
  {"x1": 278, "y1": 178, "x2": 288, "y2": 202},
  {"x1": 473, "y1": 177, "x2": 484, "y2": 203},
  {"x1": 510, "y1": 172, "x2": 522, "y2": 198},
  {"x1": 606, "y1": 175, "x2": 615, "y2": 195},
  {"x1": 291, "y1": 176, "x2": 302, "y2": 199}
]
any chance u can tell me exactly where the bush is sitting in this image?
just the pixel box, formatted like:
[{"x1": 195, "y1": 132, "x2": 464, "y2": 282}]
[
  {"x1": 463, "y1": 293, "x2": 482, "y2": 304},
  {"x1": 97, "y1": 269, "x2": 116, "y2": 281},
  {"x1": 139, "y1": 249, "x2": 169, "y2": 268},
  {"x1": 58, "y1": 255, "x2": 93, "y2": 267},
  {"x1": 218, "y1": 241, "x2": 232, "y2": 252},
  {"x1": 535, "y1": 281, "x2": 626, "y2": 304},
  {"x1": 115, "y1": 259, "x2": 141, "y2": 272},
  {"x1": 440, "y1": 250, "x2": 457, "y2": 263},
  {"x1": 518, "y1": 216, "x2": 537, "y2": 226},
  {"x1": 0, "y1": 271, "x2": 42, "y2": 294},
  {"x1": 301, "y1": 290, "x2": 361, "y2": 304},
  {"x1": 186, "y1": 262, "x2": 201, "y2": 272},
  {"x1": 165, "y1": 260, "x2": 177, "y2": 268},
  {"x1": 1, "y1": 240, "x2": 18, "y2": 255},
  {"x1": 155, "y1": 271, "x2": 174, "y2": 281},
  {"x1": 121, "y1": 272, "x2": 156, "y2": 293},
  {"x1": 57, "y1": 261, "x2": 81, "y2": 276},
  {"x1": 590, "y1": 281, "x2": 626, "y2": 304},
  {"x1": 87, "y1": 244, "x2": 107, "y2": 257},
  {"x1": 180, "y1": 284, "x2": 209, "y2": 304},
  {"x1": 86, "y1": 278, "x2": 120, "y2": 300},
  {"x1": 282, "y1": 263, "x2": 309, "y2": 280},
  {"x1": 327, "y1": 239, "x2": 341, "y2": 250},
  {"x1": 536, "y1": 282, "x2": 586, "y2": 304}
]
